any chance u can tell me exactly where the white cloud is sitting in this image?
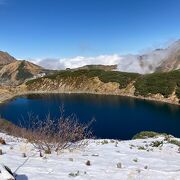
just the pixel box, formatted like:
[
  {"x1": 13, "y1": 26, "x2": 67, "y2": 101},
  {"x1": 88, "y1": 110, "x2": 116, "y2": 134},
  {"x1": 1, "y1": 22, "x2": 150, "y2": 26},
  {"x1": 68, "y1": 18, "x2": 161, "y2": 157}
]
[
  {"x1": 29, "y1": 54, "x2": 157, "y2": 74},
  {"x1": 30, "y1": 41, "x2": 176, "y2": 74},
  {"x1": 31, "y1": 54, "x2": 122, "y2": 71}
]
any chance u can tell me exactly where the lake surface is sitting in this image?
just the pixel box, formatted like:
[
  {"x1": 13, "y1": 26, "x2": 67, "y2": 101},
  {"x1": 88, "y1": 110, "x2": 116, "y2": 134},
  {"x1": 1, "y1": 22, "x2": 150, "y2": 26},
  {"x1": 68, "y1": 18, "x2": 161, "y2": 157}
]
[{"x1": 0, "y1": 94, "x2": 179, "y2": 140}]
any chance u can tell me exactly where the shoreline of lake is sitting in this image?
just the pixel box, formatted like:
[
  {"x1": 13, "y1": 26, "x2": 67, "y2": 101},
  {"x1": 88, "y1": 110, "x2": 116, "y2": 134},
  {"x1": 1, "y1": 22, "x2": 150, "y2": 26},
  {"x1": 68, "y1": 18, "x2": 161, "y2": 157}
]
[
  {"x1": 0, "y1": 91, "x2": 179, "y2": 140},
  {"x1": 0, "y1": 90, "x2": 179, "y2": 106}
]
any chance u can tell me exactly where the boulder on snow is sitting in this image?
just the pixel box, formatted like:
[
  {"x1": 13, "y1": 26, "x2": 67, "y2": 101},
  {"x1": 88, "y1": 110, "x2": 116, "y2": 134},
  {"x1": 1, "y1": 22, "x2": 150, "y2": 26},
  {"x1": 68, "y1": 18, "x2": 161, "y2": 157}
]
[
  {"x1": 117, "y1": 162, "x2": 122, "y2": 168},
  {"x1": 22, "y1": 153, "x2": 27, "y2": 158},
  {"x1": 0, "y1": 137, "x2": 6, "y2": 145},
  {"x1": 86, "y1": 160, "x2": 91, "y2": 166},
  {"x1": 0, "y1": 164, "x2": 15, "y2": 180}
]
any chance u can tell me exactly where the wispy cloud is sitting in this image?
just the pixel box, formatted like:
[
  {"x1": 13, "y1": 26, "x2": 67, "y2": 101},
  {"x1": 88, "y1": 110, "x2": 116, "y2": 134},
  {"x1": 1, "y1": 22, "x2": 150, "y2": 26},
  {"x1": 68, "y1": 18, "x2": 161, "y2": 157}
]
[
  {"x1": 30, "y1": 54, "x2": 122, "y2": 71},
  {"x1": 29, "y1": 39, "x2": 179, "y2": 74},
  {"x1": 29, "y1": 52, "x2": 164, "y2": 74}
]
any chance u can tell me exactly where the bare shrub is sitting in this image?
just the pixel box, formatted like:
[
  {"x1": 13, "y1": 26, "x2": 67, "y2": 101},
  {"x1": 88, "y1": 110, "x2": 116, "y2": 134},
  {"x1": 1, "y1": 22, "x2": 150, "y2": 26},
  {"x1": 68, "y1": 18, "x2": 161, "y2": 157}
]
[
  {"x1": 0, "y1": 107, "x2": 94, "y2": 154},
  {"x1": 0, "y1": 118, "x2": 26, "y2": 137},
  {"x1": 24, "y1": 107, "x2": 94, "y2": 154}
]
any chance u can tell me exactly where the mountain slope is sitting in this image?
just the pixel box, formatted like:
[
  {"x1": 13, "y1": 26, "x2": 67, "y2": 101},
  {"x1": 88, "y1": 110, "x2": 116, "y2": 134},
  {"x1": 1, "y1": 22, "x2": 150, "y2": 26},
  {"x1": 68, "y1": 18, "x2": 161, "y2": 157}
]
[
  {"x1": 134, "y1": 70, "x2": 180, "y2": 98},
  {"x1": 75, "y1": 64, "x2": 117, "y2": 71},
  {"x1": 26, "y1": 69, "x2": 180, "y2": 104},
  {"x1": 0, "y1": 51, "x2": 16, "y2": 66},
  {"x1": 0, "y1": 60, "x2": 47, "y2": 85},
  {"x1": 155, "y1": 41, "x2": 180, "y2": 72},
  {"x1": 137, "y1": 40, "x2": 180, "y2": 73},
  {"x1": 117, "y1": 40, "x2": 180, "y2": 74}
]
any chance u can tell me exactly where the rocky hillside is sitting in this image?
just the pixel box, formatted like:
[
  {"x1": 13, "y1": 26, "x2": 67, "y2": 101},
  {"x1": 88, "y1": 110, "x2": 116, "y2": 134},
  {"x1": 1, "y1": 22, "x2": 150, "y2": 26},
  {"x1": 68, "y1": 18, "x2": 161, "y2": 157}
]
[
  {"x1": 0, "y1": 60, "x2": 48, "y2": 85},
  {"x1": 26, "y1": 69, "x2": 180, "y2": 105},
  {"x1": 117, "y1": 40, "x2": 180, "y2": 74},
  {"x1": 144, "y1": 40, "x2": 180, "y2": 72},
  {"x1": 0, "y1": 51, "x2": 16, "y2": 66},
  {"x1": 0, "y1": 50, "x2": 51, "y2": 85},
  {"x1": 155, "y1": 41, "x2": 180, "y2": 72}
]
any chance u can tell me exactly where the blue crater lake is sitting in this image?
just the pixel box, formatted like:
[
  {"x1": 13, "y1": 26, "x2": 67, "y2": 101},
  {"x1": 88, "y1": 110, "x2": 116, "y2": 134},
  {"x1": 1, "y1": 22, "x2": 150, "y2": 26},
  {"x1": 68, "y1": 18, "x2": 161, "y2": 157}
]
[{"x1": 0, "y1": 94, "x2": 179, "y2": 140}]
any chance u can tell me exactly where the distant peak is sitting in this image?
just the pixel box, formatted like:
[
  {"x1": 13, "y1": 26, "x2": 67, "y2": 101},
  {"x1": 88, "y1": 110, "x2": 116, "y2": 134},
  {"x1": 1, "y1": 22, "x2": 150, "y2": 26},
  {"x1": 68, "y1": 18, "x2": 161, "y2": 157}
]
[{"x1": 0, "y1": 51, "x2": 17, "y2": 65}]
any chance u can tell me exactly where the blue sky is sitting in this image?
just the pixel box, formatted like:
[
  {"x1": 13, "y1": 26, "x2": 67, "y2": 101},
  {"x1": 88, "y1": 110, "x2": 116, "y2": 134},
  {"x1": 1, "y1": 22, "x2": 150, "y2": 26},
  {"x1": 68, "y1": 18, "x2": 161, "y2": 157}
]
[{"x1": 0, "y1": 0, "x2": 180, "y2": 59}]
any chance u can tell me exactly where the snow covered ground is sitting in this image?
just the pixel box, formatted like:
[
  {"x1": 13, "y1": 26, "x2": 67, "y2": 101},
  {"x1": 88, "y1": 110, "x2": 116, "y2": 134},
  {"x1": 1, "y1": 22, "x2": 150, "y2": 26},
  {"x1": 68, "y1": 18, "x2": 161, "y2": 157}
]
[{"x1": 0, "y1": 132, "x2": 180, "y2": 180}]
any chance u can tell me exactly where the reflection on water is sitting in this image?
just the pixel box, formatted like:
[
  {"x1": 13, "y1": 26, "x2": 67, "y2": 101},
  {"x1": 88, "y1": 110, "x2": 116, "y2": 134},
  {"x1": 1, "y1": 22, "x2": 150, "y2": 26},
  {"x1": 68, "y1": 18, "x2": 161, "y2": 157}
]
[{"x1": 0, "y1": 94, "x2": 179, "y2": 140}]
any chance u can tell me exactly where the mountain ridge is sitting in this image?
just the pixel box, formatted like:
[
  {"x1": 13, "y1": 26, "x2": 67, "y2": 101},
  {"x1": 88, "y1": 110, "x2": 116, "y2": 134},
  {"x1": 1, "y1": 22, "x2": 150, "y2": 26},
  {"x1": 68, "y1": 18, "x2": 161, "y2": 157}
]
[
  {"x1": 0, "y1": 39, "x2": 180, "y2": 82},
  {"x1": 0, "y1": 51, "x2": 17, "y2": 66},
  {"x1": 0, "y1": 59, "x2": 48, "y2": 85},
  {"x1": 116, "y1": 40, "x2": 180, "y2": 74}
]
